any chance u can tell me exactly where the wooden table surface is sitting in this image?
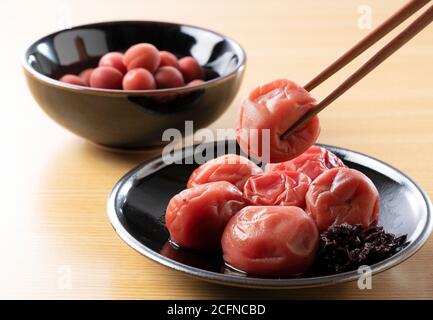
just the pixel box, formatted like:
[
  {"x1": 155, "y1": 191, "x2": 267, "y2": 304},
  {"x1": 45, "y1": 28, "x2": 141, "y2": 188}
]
[{"x1": 1, "y1": 0, "x2": 432, "y2": 299}]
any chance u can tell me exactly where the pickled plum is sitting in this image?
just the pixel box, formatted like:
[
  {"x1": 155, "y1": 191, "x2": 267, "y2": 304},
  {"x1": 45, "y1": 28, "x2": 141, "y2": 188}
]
[
  {"x1": 154, "y1": 66, "x2": 185, "y2": 88},
  {"x1": 187, "y1": 154, "x2": 263, "y2": 190},
  {"x1": 99, "y1": 52, "x2": 127, "y2": 74},
  {"x1": 123, "y1": 43, "x2": 160, "y2": 73},
  {"x1": 187, "y1": 79, "x2": 205, "y2": 87},
  {"x1": 89, "y1": 66, "x2": 123, "y2": 89},
  {"x1": 266, "y1": 146, "x2": 346, "y2": 181},
  {"x1": 59, "y1": 74, "x2": 86, "y2": 86},
  {"x1": 305, "y1": 167, "x2": 380, "y2": 232},
  {"x1": 243, "y1": 171, "x2": 311, "y2": 207},
  {"x1": 221, "y1": 206, "x2": 319, "y2": 275},
  {"x1": 122, "y1": 68, "x2": 156, "y2": 90},
  {"x1": 56, "y1": 44, "x2": 211, "y2": 90},
  {"x1": 236, "y1": 79, "x2": 320, "y2": 163},
  {"x1": 165, "y1": 181, "x2": 246, "y2": 250},
  {"x1": 78, "y1": 68, "x2": 94, "y2": 86},
  {"x1": 178, "y1": 56, "x2": 204, "y2": 82},
  {"x1": 159, "y1": 51, "x2": 180, "y2": 69}
]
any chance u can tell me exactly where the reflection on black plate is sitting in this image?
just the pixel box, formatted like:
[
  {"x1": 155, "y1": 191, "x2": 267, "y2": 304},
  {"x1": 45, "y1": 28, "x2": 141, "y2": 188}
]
[{"x1": 108, "y1": 140, "x2": 432, "y2": 288}]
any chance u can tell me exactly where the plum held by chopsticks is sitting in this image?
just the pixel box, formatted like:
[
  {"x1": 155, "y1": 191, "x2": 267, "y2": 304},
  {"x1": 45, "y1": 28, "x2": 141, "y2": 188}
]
[{"x1": 236, "y1": 79, "x2": 320, "y2": 163}]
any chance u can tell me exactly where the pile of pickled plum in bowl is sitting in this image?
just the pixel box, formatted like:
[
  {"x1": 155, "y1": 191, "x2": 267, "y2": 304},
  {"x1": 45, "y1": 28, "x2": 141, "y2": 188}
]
[
  {"x1": 165, "y1": 79, "x2": 407, "y2": 277},
  {"x1": 59, "y1": 43, "x2": 205, "y2": 90}
]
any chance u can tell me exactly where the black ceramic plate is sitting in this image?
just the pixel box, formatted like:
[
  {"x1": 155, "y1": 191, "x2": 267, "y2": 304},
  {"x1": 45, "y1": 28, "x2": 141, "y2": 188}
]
[{"x1": 107, "y1": 140, "x2": 432, "y2": 288}]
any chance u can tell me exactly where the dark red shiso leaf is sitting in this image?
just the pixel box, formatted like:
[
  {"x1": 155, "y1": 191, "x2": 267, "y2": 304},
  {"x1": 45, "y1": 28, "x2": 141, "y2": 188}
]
[{"x1": 309, "y1": 223, "x2": 408, "y2": 275}]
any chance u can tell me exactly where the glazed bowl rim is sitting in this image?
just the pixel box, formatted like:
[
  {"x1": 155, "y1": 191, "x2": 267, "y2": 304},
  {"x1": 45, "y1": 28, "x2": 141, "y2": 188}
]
[{"x1": 22, "y1": 20, "x2": 247, "y2": 96}]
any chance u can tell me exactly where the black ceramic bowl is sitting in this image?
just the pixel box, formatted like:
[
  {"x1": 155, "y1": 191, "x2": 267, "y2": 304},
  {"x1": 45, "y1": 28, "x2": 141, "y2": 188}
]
[{"x1": 23, "y1": 21, "x2": 246, "y2": 150}]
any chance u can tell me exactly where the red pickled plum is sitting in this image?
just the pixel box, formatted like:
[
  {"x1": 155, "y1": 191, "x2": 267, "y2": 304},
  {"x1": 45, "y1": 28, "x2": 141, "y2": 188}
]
[
  {"x1": 266, "y1": 146, "x2": 346, "y2": 181},
  {"x1": 236, "y1": 79, "x2": 320, "y2": 163},
  {"x1": 179, "y1": 56, "x2": 204, "y2": 82},
  {"x1": 305, "y1": 167, "x2": 380, "y2": 232},
  {"x1": 59, "y1": 74, "x2": 86, "y2": 86},
  {"x1": 89, "y1": 66, "x2": 123, "y2": 89},
  {"x1": 243, "y1": 171, "x2": 311, "y2": 207},
  {"x1": 159, "y1": 51, "x2": 180, "y2": 69},
  {"x1": 123, "y1": 43, "x2": 160, "y2": 73},
  {"x1": 187, "y1": 154, "x2": 263, "y2": 190},
  {"x1": 122, "y1": 68, "x2": 156, "y2": 90},
  {"x1": 99, "y1": 52, "x2": 127, "y2": 74},
  {"x1": 187, "y1": 79, "x2": 205, "y2": 87},
  {"x1": 165, "y1": 181, "x2": 246, "y2": 250},
  {"x1": 154, "y1": 66, "x2": 185, "y2": 88},
  {"x1": 78, "y1": 68, "x2": 94, "y2": 86},
  {"x1": 222, "y1": 206, "x2": 319, "y2": 275}
]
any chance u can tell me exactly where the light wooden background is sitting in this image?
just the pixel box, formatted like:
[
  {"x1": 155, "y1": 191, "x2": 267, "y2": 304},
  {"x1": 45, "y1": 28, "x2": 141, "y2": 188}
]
[{"x1": 1, "y1": 0, "x2": 432, "y2": 299}]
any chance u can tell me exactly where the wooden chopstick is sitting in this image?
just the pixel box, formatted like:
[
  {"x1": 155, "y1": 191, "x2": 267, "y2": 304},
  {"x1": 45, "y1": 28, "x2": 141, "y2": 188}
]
[
  {"x1": 304, "y1": 0, "x2": 431, "y2": 92},
  {"x1": 280, "y1": 3, "x2": 433, "y2": 141}
]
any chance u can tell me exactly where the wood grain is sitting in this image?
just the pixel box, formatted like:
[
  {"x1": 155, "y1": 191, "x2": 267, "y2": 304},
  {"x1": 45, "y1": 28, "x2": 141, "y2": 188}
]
[{"x1": 1, "y1": 0, "x2": 432, "y2": 299}]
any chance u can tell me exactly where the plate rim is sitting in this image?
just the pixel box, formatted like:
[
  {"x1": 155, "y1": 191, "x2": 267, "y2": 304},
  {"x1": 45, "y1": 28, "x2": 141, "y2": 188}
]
[{"x1": 107, "y1": 141, "x2": 433, "y2": 289}]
